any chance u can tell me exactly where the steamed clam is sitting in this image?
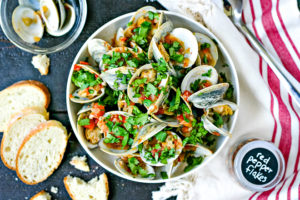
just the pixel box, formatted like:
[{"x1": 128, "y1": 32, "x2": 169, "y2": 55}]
[
  {"x1": 123, "y1": 6, "x2": 166, "y2": 51},
  {"x1": 13, "y1": 0, "x2": 76, "y2": 42},
  {"x1": 115, "y1": 155, "x2": 155, "y2": 179},
  {"x1": 181, "y1": 65, "x2": 218, "y2": 98},
  {"x1": 40, "y1": 0, "x2": 60, "y2": 31},
  {"x1": 202, "y1": 100, "x2": 237, "y2": 137},
  {"x1": 149, "y1": 22, "x2": 198, "y2": 69},
  {"x1": 140, "y1": 128, "x2": 183, "y2": 166},
  {"x1": 12, "y1": 6, "x2": 44, "y2": 43},
  {"x1": 46, "y1": 3, "x2": 76, "y2": 37},
  {"x1": 151, "y1": 87, "x2": 194, "y2": 127},
  {"x1": 70, "y1": 63, "x2": 106, "y2": 104},
  {"x1": 88, "y1": 39, "x2": 113, "y2": 64},
  {"x1": 195, "y1": 33, "x2": 219, "y2": 66},
  {"x1": 100, "y1": 67, "x2": 135, "y2": 91},
  {"x1": 98, "y1": 111, "x2": 145, "y2": 156},
  {"x1": 100, "y1": 47, "x2": 148, "y2": 71},
  {"x1": 77, "y1": 102, "x2": 105, "y2": 149},
  {"x1": 127, "y1": 64, "x2": 170, "y2": 114}
]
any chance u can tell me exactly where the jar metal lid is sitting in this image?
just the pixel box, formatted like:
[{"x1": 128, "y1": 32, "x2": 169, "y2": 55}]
[{"x1": 233, "y1": 140, "x2": 285, "y2": 191}]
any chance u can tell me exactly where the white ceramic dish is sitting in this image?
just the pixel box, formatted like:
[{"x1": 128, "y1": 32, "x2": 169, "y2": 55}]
[{"x1": 66, "y1": 10, "x2": 240, "y2": 183}]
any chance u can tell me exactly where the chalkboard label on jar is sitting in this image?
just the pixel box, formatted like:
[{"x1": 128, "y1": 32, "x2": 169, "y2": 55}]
[{"x1": 241, "y1": 148, "x2": 278, "y2": 185}]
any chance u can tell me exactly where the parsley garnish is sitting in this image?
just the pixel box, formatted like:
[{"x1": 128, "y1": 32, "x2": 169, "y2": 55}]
[
  {"x1": 78, "y1": 118, "x2": 90, "y2": 126},
  {"x1": 202, "y1": 69, "x2": 212, "y2": 77}
]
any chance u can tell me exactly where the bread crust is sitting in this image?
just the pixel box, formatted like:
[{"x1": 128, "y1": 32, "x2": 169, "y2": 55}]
[
  {"x1": 63, "y1": 174, "x2": 109, "y2": 200},
  {"x1": 16, "y1": 120, "x2": 68, "y2": 185},
  {"x1": 0, "y1": 107, "x2": 49, "y2": 170},
  {"x1": 0, "y1": 80, "x2": 51, "y2": 132},
  {"x1": 30, "y1": 190, "x2": 50, "y2": 200}
]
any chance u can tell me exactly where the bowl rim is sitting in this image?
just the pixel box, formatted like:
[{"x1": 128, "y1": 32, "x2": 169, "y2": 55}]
[
  {"x1": 66, "y1": 10, "x2": 240, "y2": 183},
  {"x1": 0, "y1": 0, "x2": 88, "y2": 54}
]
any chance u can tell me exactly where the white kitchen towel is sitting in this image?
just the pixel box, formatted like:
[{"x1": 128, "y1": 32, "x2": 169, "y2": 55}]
[{"x1": 153, "y1": 0, "x2": 300, "y2": 200}]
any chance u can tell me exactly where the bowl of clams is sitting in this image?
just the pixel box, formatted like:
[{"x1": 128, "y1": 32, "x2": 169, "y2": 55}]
[
  {"x1": 0, "y1": 0, "x2": 87, "y2": 54},
  {"x1": 66, "y1": 6, "x2": 240, "y2": 183}
]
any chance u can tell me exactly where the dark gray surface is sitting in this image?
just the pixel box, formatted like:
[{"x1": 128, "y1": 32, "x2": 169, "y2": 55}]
[{"x1": 0, "y1": 1, "x2": 171, "y2": 199}]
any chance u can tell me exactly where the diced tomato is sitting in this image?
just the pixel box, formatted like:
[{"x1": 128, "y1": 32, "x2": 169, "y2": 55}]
[
  {"x1": 183, "y1": 58, "x2": 190, "y2": 67},
  {"x1": 181, "y1": 126, "x2": 191, "y2": 134},
  {"x1": 211, "y1": 132, "x2": 221, "y2": 136},
  {"x1": 69, "y1": 94, "x2": 73, "y2": 98},
  {"x1": 91, "y1": 103, "x2": 105, "y2": 117},
  {"x1": 203, "y1": 81, "x2": 212, "y2": 88},
  {"x1": 116, "y1": 135, "x2": 124, "y2": 139},
  {"x1": 94, "y1": 74, "x2": 99, "y2": 78},
  {"x1": 129, "y1": 101, "x2": 135, "y2": 106},
  {"x1": 182, "y1": 90, "x2": 192, "y2": 102},
  {"x1": 151, "y1": 149, "x2": 160, "y2": 157},
  {"x1": 120, "y1": 37, "x2": 127, "y2": 42},
  {"x1": 80, "y1": 61, "x2": 89, "y2": 65},
  {"x1": 177, "y1": 114, "x2": 184, "y2": 122},
  {"x1": 202, "y1": 48, "x2": 210, "y2": 53},
  {"x1": 84, "y1": 119, "x2": 96, "y2": 130},
  {"x1": 155, "y1": 107, "x2": 165, "y2": 115},
  {"x1": 74, "y1": 64, "x2": 81, "y2": 71}
]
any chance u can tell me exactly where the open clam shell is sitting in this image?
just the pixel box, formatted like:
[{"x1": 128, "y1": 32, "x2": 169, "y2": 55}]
[
  {"x1": 40, "y1": 0, "x2": 60, "y2": 31},
  {"x1": 195, "y1": 33, "x2": 219, "y2": 66},
  {"x1": 18, "y1": 0, "x2": 40, "y2": 10},
  {"x1": 46, "y1": 3, "x2": 76, "y2": 37},
  {"x1": 117, "y1": 93, "x2": 135, "y2": 114},
  {"x1": 12, "y1": 6, "x2": 44, "y2": 44},
  {"x1": 99, "y1": 47, "x2": 141, "y2": 71},
  {"x1": 188, "y1": 83, "x2": 229, "y2": 109},
  {"x1": 114, "y1": 156, "x2": 155, "y2": 180},
  {"x1": 100, "y1": 67, "x2": 136, "y2": 91},
  {"x1": 127, "y1": 64, "x2": 170, "y2": 114},
  {"x1": 151, "y1": 87, "x2": 193, "y2": 127},
  {"x1": 124, "y1": 6, "x2": 166, "y2": 51},
  {"x1": 202, "y1": 100, "x2": 238, "y2": 137},
  {"x1": 98, "y1": 111, "x2": 138, "y2": 156},
  {"x1": 163, "y1": 144, "x2": 213, "y2": 178},
  {"x1": 70, "y1": 64, "x2": 106, "y2": 104},
  {"x1": 57, "y1": 0, "x2": 66, "y2": 29},
  {"x1": 150, "y1": 22, "x2": 198, "y2": 70},
  {"x1": 141, "y1": 130, "x2": 183, "y2": 167},
  {"x1": 88, "y1": 39, "x2": 112, "y2": 64},
  {"x1": 181, "y1": 65, "x2": 218, "y2": 93},
  {"x1": 132, "y1": 122, "x2": 168, "y2": 148},
  {"x1": 77, "y1": 107, "x2": 102, "y2": 149}
]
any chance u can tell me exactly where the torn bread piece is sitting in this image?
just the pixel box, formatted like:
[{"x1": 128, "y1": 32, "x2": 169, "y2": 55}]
[
  {"x1": 31, "y1": 54, "x2": 50, "y2": 75},
  {"x1": 30, "y1": 190, "x2": 51, "y2": 200},
  {"x1": 69, "y1": 155, "x2": 90, "y2": 172},
  {"x1": 50, "y1": 186, "x2": 58, "y2": 194},
  {"x1": 64, "y1": 173, "x2": 109, "y2": 200}
]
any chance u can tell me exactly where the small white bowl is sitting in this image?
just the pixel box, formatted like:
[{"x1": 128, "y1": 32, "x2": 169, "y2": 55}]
[{"x1": 66, "y1": 11, "x2": 240, "y2": 183}]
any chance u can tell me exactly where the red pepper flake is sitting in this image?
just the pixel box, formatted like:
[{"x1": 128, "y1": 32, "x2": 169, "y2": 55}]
[
  {"x1": 74, "y1": 64, "x2": 81, "y2": 71},
  {"x1": 80, "y1": 61, "x2": 89, "y2": 65}
]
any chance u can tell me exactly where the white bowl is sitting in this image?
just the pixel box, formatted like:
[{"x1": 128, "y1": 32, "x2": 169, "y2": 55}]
[{"x1": 66, "y1": 10, "x2": 240, "y2": 183}]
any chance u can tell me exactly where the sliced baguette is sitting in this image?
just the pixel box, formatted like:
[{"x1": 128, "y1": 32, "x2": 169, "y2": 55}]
[
  {"x1": 30, "y1": 190, "x2": 51, "y2": 200},
  {"x1": 64, "y1": 174, "x2": 109, "y2": 200},
  {"x1": 16, "y1": 120, "x2": 68, "y2": 185},
  {"x1": 0, "y1": 80, "x2": 50, "y2": 132},
  {"x1": 1, "y1": 107, "x2": 49, "y2": 170}
]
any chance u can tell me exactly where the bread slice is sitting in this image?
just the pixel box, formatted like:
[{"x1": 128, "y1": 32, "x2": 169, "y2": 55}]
[
  {"x1": 30, "y1": 190, "x2": 51, "y2": 200},
  {"x1": 0, "y1": 80, "x2": 50, "y2": 132},
  {"x1": 16, "y1": 120, "x2": 68, "y2": 185},
  {"x1": 64, "y1": 174, "x2": 109, "y2": 200},
  {"x1": 1, "y1": 107, "x2": 49, "y2": 170}
]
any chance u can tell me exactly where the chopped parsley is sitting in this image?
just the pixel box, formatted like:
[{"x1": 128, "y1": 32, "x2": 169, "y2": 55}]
[
  {"x1": 78, "y1": 118, "x2": 90, "y2": 126},
  {"x1": 200, "y1": 42, "x2": 211, "y2": 50},
  {"x1": 161, "y1": 171, "x2": 168, "y2": 179},
  {"x1": 127, "y1": 157, "x2": 155, "y2": 178},
  {"x1": 184, "y1": 156, "x2": 203, "y2": 172},
  {"x1": 212, "y1": 112, "x2": 223, "y2": 127},
  {"x1": 202, "y1": 69, "x2": 212, "y2": 77},
  {"x1": 155, "y1": 131, "x2": 167, "y2": 142},
  {"x1": 71, "y1": 69, "x2": 103, "y2": 90}
]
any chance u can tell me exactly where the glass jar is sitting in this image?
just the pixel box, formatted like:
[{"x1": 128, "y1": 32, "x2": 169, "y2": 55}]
[{"x1": 228, "y1": 138, "x2": 285, "y2": 191}]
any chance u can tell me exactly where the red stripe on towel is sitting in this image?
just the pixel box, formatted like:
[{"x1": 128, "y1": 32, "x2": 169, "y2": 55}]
[
  {"x1": 276, "y1": 0, "x2": 300, "y2": 59},
  {"x1": 260, "y1": 0, "x2": 300, "y2": 82}
]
